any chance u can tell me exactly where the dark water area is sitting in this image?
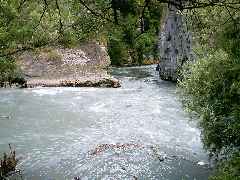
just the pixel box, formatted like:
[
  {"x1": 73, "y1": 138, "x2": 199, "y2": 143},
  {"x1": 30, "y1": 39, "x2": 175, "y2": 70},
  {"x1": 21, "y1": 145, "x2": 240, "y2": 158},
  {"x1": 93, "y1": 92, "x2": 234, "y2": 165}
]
[{"x1": 0, "y1": 65, "x2": 211, "y2": 179}]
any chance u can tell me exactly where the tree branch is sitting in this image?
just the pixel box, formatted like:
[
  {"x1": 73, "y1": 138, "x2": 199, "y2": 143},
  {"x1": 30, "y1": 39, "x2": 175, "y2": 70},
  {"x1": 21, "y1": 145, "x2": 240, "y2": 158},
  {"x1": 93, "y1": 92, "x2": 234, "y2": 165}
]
[
  {"x1": 17, "y1": 0, "x2": 28, "y2": 11},
  {"x1": 140, "y1": 0, "x2": 151, "y2": 33},
  {"x1": 79, "y1": 0, "x2": 114, "y2": 23},
  {"x1": 55, "y1": 0, "x2": 63, "y2": 35},
  {"x1": 33, "y1": 0, "x2": 48, "y2": 29}
]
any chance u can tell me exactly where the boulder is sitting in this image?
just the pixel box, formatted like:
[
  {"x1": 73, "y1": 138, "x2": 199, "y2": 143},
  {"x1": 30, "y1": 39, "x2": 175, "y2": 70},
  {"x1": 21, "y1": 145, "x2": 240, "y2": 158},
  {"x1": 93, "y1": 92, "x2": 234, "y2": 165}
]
[{"x1": 16, "y1": 42, "x2": 120, "y2": 88}]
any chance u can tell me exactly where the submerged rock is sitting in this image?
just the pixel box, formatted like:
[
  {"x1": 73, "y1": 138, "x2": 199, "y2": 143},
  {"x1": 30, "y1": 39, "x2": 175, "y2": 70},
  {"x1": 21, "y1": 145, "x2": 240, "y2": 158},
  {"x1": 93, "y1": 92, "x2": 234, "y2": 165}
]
[
  {"x1": 89, "y1": 143, "x2": 143, "y2": 156},
  {"x1": 26, "y1": 77, "x2": 121, "y2": 88}
]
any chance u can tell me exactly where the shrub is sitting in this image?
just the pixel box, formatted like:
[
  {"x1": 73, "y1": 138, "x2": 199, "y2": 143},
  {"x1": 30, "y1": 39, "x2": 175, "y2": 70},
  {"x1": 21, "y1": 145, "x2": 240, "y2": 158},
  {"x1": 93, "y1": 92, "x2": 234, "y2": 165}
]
[
  {"x1": 107, "y1": 30, "x2": 129, "y2": 66},
  {"x1": 0, "y1": 57, "x2": 25, "y2": 87},
  {"x1": 0, "y1": 144, "x2": 19, "y2": 179},
  {"x1": 179, "y1": 50, "x2": 240, "y2": 155},
  {"x1": 134, "y1": 32, "x2": 156, "y2": 64},
  {"x1": 210, "y1": 153, "x2": 240, "y2": 180}
]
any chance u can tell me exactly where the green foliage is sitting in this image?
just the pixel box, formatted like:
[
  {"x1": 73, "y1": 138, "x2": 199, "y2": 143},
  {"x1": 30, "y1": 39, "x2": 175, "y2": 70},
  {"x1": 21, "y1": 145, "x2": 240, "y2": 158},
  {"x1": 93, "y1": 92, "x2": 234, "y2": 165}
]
[
  {"x1": 0, "y1": 57, "x2": 25, "y2": 87},
  {"x1": 107, "y1": 25, "x2": 158, "y2": 65},
  {"x1": 134, "y1": 32, "x2": 156, "y2": 64},
  {"x1": 180, "y1": 5, "x2": 240, "y2": 179},
  {"x1": 0, "y1": 0, "x2": 108, "y2": 56},
  {"x1": 106, "y1": 1, "x2": 163, "y2": 65},
  {"x1": 107, "y1": 29, "x2": 129, "y2": 66},
  {"x1": 216, "y1": 18, "x2": 240, "y2": 59},
  {"x1": 179, "y1": 50, "x2": 240, "y2": 154},
  {"x1": 210, "y1": 153, "x2": 240, "y2": 180},
  {"x1": 0, "y1": 0, "x2": 163, "y2": 66}
]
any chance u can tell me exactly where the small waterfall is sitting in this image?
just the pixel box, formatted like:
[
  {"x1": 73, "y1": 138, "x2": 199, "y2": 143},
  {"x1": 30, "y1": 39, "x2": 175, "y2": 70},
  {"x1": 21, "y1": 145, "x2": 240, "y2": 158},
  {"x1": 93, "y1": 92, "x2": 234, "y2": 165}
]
[{"x1": 158, "y1": 2, "x2": 194, "y2": 81}]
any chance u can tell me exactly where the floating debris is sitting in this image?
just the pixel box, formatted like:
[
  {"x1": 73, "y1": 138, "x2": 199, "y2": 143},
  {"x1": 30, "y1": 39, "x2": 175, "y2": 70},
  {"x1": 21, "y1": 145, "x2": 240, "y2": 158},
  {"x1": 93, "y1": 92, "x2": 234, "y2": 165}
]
[{"x1": 89, "y1": 143, "x2": 142, "y2": 156}]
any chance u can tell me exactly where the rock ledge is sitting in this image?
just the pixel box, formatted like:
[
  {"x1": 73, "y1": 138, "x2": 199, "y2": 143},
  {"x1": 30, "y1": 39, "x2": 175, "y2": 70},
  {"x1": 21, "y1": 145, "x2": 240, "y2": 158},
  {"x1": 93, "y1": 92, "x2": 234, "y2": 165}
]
[
  {"x1": 17, "y1": 42, "x2": 121, "y2": 88},
  {"x1": 27, "y1": 77, "x2": 120, "y2": 88}
]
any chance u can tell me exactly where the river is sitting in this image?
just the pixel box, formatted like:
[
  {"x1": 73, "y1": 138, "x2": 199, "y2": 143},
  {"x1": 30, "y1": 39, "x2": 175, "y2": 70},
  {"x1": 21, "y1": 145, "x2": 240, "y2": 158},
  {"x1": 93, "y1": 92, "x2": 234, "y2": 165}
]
[{"x1": 0, "y1": 65, "x2": 211, "y2": 179}]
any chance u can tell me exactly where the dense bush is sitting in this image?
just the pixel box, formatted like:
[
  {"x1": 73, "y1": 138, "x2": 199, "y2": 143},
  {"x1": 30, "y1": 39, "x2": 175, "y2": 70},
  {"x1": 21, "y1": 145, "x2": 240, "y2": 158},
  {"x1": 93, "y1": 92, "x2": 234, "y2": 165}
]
[
  {"x1": 107, "y1": 26, "x2": 157, "y2": 66},
  {"x1": 0, "y1": 57, "x2": 25, "y2": 87},
  {"x1": 216, "y1": 17, "x2": 240, "y2": 59},
  {"x1": 0, "y1": 0, "x2": 163, "y2": 66},
  {"x1": 210, "y1": 153, "x2": 240, "y2": 180},
  {"x1": 179, "y1": 50, "x2": 240, "y2": 155},
  {"x1": 179, "y1": 7, "x2": 240, "y2": 178},
  {"x1": 107, "y1": 28, "x2": 129, "y2": 66},
  {"x1": 106, "y1": 1, "x2": 163, "y2": 66}
]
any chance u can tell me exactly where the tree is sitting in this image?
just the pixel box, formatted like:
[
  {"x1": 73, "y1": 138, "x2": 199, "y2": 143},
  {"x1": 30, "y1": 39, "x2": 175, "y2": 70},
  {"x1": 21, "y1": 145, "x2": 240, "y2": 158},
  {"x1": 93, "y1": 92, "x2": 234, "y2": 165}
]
[{"x1": 179, "y1": 2, "x2": 240, "y2": 178}]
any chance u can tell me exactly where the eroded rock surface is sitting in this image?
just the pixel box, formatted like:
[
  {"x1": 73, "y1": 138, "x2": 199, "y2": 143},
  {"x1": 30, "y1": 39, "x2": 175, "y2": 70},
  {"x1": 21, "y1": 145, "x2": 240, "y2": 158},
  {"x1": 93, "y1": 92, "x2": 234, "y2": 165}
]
[
  {"x1": 158, "y1": 3, "x2": 194, "y2": 81},
  {"x1": 17, "y1": 42, "x2": 120, "y2": 88}
]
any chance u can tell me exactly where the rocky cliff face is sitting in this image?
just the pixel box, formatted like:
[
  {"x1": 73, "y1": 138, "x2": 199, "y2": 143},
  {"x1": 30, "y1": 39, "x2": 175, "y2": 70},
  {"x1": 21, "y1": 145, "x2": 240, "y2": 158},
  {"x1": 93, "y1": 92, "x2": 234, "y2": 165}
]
[{"x1": 158, "y1": 4, "x2": 194, "y2": 81}]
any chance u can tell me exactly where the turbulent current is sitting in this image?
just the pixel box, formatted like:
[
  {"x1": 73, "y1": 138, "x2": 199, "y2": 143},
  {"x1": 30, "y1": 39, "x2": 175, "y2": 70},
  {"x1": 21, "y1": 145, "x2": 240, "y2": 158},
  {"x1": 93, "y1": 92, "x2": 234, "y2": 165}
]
[{"x1": 0, "y1": 65, "x2": 211, "y2": 179}]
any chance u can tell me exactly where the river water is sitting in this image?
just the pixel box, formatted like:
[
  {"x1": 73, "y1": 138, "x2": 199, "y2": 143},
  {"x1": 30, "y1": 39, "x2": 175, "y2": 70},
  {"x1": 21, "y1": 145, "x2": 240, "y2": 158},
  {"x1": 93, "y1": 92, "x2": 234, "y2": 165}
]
[{"x1": 0, "y1": 65, "x2": 210, "y2": 179}]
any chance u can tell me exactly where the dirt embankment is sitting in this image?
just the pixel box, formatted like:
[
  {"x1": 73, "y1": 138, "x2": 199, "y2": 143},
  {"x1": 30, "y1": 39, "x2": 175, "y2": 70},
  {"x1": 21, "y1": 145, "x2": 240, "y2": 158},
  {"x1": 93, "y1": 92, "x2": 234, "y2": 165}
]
[{"x1": 17, "y1": 42, "x2": 120, "y2": 88}]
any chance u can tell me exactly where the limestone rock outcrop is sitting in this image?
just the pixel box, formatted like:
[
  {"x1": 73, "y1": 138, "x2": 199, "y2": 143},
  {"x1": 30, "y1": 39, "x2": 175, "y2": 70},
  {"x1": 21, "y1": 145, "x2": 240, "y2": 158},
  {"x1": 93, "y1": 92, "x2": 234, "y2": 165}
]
[
  {"x1": 17, "y1": 42, "x2": 120, "y2": 88},
  {"x1": 158, "y1": 3, "x2": 194, "y2": 81}
]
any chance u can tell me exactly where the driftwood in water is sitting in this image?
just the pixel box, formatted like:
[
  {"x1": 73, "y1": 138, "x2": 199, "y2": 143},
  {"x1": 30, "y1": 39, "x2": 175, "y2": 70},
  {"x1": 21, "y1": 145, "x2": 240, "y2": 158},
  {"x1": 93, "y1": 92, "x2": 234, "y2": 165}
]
[{"x1": 0, "y1": 144, "x2": 18, "y2": 179}]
